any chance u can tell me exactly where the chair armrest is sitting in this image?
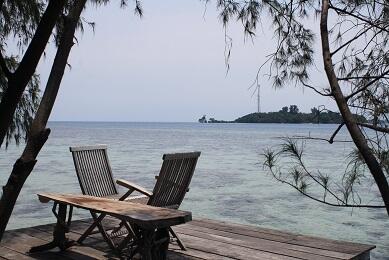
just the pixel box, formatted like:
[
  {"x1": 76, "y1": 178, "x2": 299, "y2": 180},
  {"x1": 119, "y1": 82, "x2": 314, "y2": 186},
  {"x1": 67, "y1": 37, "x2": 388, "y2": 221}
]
[{"x1": 116, "y1": 179, "x2": 153, "y2": 197}]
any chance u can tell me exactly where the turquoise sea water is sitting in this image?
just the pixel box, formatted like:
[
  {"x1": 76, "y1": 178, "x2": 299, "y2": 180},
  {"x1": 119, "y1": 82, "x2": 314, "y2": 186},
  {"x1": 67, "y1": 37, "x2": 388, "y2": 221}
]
[{"x1": 0, "y1": 122, "x2": 388, "y2": 259}]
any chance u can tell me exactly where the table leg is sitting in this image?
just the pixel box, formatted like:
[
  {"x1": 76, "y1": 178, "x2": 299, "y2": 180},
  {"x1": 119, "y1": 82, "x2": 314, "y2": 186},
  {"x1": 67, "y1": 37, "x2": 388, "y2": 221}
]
[
  {"x1": 30, "y1": 203, "x2": 74, "y2": 253},
  {"x1": 138, "y1": 228, "x2": 169, "y2": 260},
  {"x1": 140, "y1": 229, "x2": 154, "y2": 260},
  {"x1": 155, "y1": 228, "x2": 169, "y2": 260}
]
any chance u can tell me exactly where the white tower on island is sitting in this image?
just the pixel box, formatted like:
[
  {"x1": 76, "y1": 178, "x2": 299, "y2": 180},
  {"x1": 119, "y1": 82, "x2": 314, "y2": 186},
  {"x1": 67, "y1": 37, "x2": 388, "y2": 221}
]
[{"x1": 257, "y1": 84, "x2": 261, "y2": 113}]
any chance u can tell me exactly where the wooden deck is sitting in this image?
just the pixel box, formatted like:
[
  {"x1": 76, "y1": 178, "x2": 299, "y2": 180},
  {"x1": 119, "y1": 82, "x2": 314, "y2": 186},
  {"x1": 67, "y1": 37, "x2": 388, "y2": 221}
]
[{"x1": 0, "y1": 218, "x2": 374, "y2": 260}]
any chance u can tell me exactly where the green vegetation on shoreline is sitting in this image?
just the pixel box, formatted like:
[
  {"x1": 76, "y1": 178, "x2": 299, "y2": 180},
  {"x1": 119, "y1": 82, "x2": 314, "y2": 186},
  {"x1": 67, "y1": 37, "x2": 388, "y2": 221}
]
[{"x1": 199, "y1": 105, "x2": 367, "y2": 124}]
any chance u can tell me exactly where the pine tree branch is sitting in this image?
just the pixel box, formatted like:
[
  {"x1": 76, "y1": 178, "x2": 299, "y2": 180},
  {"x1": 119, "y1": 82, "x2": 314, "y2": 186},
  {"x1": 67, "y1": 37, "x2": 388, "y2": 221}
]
[
  {"x1": 294, "y1": 146, "x2": 347, "y2": 203},
  {"x1": 329, "y1": 5, "x2": 389, "y2": 33},
  {"x1": 330, "y1": 26, "x2": 372, "y2": 57},
  {"x1": 269, "y1": 168, "x2": 385, "y2": 208},
  {"x1": 288, "y1": 135, "x2": 353, "y2": 143},
  {"x1": 338, "y1": 76, "x2": 389, "y2": 81},
  {"x1": 302, "y1": 82, "x2": 333, "y2": 97},
  {"x1": 358, "y1": 123, "x2": 389, "y2": 133},
  {"x1": 345, "y1": 68, "x2": 389, "y2": 101},
  {"x1": 329, "y1": 123, "x2": 345, "y2": 143}
]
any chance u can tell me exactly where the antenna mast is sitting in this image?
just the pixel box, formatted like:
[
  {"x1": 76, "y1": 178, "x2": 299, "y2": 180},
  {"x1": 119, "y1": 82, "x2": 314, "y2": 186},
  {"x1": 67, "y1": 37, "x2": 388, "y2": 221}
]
[{"x1": 257, "y1": 84, "x2": 261, "y2": 113}]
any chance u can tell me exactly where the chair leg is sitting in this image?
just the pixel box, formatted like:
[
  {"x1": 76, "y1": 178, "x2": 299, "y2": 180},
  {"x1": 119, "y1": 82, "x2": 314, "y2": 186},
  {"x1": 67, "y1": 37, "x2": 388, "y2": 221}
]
[
  {"x1": 169, "y1": 227, "x2": 186, "y2": 251},
  {"x1": 78, "y1": 212, "x2": 117, "y2": 252},
  {"x1": 117, "y1": 231, "x2": 135, "y2": 252},
  {"x1": 78, "y1": 212, "x2": 106, "y2": 243},
  {"x1": 93, "y1": 212, "x2": 118, "y2": 251}
]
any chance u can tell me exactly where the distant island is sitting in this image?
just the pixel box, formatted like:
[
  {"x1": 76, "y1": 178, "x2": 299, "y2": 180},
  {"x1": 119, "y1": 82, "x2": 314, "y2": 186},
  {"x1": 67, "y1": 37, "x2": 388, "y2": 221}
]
[{"x1": 198, "y1": 105, "x2": 367, "y2": 124}]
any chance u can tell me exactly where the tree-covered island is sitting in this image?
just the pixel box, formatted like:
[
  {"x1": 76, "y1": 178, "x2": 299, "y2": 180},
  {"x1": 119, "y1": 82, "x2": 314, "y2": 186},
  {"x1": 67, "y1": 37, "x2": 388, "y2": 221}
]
[{"x1": 199, "y1": 105, "x2": 367, "y2": 124}]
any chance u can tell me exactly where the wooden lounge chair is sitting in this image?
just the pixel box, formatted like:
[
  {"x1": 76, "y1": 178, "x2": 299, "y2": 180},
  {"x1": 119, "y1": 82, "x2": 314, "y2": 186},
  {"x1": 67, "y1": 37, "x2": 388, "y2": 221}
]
[{"x1": 70, "y1": 145, "x2": 200, "y2": 251}]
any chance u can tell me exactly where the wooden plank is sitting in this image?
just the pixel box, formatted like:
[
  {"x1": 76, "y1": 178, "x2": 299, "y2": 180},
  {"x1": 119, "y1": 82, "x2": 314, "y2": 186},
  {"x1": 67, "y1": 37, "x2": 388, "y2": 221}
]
[
  {"x1": 37, "y1": 193, "x2": 191, "y2": 229},
  {"x1": 0, "y1": 246, "x2": 35, "y2": 260},
  {"x1": 33, "y1": 224, "x2": 112, "y2": 253},
  {"x1": 29, "y1": 221, "x2": 205, "y2": 259},
  {"x1": 60, "y1": 245, "x2": 120, "y2": 260},
  {"x1": 74, "y1": 219, "x2": 233, "y2": 259},
  {"x1": 4, "y1": 217, "x2": 374, "y2": 260},
  {"x1": 192, "y1": 219, "x2": 374, "y2": 255},
  {"x1": 21, "y1": 226, "x2": 61, "y2": 240},
  {"x1": 167, "y1": 251, "x2": 204, "y2": 260},
  {"x1": 34, "y1": 221, "x2": 91, "y2": 235},
  {"x1": 176, "y1": 233, "x2": 301, "y2": 260},
  {"x1": 174, "y1": 224, "x2": 346, "y2": 260},
  {"x1": 189, "y1": 220, "x2": 299, "y2": 244},
  {"x1": 75, "y1": 218, "x2": 367, "y2": 260},
  {"x1": 1, "y1": 230, "x2": 71, "y2": 260},
  {"x1": 179, "y1": 224, "x2": 354, "y2": 259},
  {"x1": 37, "y1": 220, "x2": 115, "y2": 252},
  {"x1": 169, "y1": 244, "x2": 233, "y2": 260},
  {"x1": 12, "y1": 225, "x2": 122, "y2": 259},
  {"x1": 25, "y1": 226, "x2": 90, "y2": 246},
  {"x1": 71, "y1": 219, "x2": 294, "y2": 260}
]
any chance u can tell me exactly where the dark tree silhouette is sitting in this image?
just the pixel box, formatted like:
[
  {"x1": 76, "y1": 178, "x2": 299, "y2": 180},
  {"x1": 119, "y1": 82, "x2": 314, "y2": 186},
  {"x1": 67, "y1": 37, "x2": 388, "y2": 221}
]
[{"x1": 0, "y1": 0, "x2": 143, "y2": 240}]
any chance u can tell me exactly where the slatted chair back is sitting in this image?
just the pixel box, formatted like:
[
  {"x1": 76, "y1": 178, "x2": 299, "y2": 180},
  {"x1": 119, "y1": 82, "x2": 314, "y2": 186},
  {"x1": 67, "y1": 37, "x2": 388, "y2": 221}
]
[
  {"x1": 70, "y1": 145, "x2": 118, "y2": 197},
  {"x1": 148, "y1": 152, "x2": 201, "y2": 209}
]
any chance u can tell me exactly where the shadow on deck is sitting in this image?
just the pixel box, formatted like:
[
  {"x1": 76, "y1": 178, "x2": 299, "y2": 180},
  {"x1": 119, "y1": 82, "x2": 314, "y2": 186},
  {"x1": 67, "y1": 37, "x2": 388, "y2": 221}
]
[{"x1": 0, "y1": 218, "x2": 374, "y2": 260}]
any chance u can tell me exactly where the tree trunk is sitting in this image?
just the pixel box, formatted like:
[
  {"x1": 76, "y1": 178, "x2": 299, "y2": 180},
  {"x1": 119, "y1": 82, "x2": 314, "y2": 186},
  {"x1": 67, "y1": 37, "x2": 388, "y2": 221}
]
[
  {"x1": 0, "y1": 0, "x2": 87, "y2": 241},
  {"x1": 320, "y1": 0, "x2": 389, "y2": 215},
  {"x1": 0, "y1": 0, "x2": 66, "y2": 147}
]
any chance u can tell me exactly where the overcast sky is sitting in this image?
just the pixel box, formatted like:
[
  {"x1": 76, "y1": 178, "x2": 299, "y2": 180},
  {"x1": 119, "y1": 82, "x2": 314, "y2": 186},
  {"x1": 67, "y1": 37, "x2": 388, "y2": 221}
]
[{"x1": 34, "y1": 0, "x2": 335, "y2": 122}]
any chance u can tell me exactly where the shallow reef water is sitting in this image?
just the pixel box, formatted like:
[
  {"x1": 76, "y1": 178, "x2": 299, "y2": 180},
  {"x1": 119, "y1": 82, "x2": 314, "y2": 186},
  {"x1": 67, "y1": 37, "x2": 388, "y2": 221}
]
[{"x1": 1, "y1": 122, "x2": 388, "y2": 259}]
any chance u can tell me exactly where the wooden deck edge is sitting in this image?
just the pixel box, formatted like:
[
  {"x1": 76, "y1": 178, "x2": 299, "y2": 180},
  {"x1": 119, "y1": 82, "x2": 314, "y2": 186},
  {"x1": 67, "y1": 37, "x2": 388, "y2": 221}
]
[
  {"x1": 193, "y1": 218, "x2": 376, "y2": 253},
  {"x1": 2, "y1": 217, "x2": 376, "y2": 260}
]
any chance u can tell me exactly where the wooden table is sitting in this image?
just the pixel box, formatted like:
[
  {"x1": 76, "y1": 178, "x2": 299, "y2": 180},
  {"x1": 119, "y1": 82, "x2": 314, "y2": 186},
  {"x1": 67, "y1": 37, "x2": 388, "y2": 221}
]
[{"x1": 29, "y1": 193, "x2": 192, "y2": 259}]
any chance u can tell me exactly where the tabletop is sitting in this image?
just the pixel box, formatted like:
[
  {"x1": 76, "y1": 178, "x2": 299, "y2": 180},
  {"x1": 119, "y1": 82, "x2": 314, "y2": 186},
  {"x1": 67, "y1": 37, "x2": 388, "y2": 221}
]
[{"x1": 37, "y1": 193, "x2": 192, "y2": 229}]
